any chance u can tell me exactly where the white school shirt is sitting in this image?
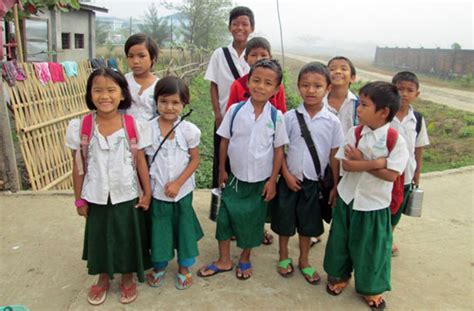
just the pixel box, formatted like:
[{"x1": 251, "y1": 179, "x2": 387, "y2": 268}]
[
  {"x1": 204, "y1": 43, "x2": 249, "y2": 117},
  {"x1": 145, "y1": 117, "x2": 201, "y2": 202},
  {"x1": 323, "y1": 90, "x2": 358, "y2": 138},
  {"x1": 284, "y1": 104, "x2": 344, "y2": 181},
  {"x1": 217, "y1": 99, "x2": 289, "y2": 183},
  {"x1": 335, "y1": 123, "x2": 409, "y2": 212},
  {"x1": 65, "y1": 118, "x2": 152, "y2": 205},
  {"x1": 125, "y1": 72, "x2": 159, "y2": 122},
  {"x1": 390, "y1": 106, "x2": 430, "y2": 185}
]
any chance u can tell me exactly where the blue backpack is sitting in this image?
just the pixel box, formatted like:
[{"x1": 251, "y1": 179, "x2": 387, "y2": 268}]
[{"x1": 229, "y1": 101, "x2": 278, "y2": 137}]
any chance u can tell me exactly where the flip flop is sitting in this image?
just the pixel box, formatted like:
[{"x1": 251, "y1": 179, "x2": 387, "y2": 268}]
[
  {"x1": 87, "y1": 283, "x2": 109, "y2": 306},
  {"x1": 236, "y1": 262, "x2": 252, "y2": 280},
  {"x1": 146, "y1": 270, "x2": 165, "y2": 287},
  {"x1": 363, "y1": 296, "x2": 386, "y2": 310},
  {"x1": 197, "y1": 264, "x2": 233, "y2": 278},
  {"x1": 299, "y1": 266, "x2": 321, "y2": 285},
  {"x1": 262, "y1": 231, "x2": 274, "y2": 245},
  {"x1": 119, "y1": 282, "x2": 137, "y2": 304},
  {"x1": 176, "y1": 272, "x2": 193, "y2": 290},
  {"x1": 277, "y1": 258, "x2": 294, "y2": 277},
  {"x1": 310, "y1": 237, "x2": 321, "y2": 247}
]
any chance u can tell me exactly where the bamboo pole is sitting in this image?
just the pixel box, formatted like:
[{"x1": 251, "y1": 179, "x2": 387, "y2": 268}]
[{"x1": 13, "y1": 4, "x2": 24, "y2": 63}]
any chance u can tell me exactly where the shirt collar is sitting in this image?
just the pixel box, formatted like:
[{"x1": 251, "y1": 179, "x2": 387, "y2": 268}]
[
  {"x1": 361, "y1": 123, "x2": 390, "y2": 140},
  {"x1": 297, "y1": 103, "x2": 332, "y2": 120},
  {"x1": 227, "y1": 43, "x2": 245, "y2": 59}
]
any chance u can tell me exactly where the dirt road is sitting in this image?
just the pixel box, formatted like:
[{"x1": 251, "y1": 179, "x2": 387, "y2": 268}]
[
  {"x1": 284, "y1": 53, "x2": 474, "y2": 113},
  {"x1": 0, "y1": 167, "x2": 473, "y2": 310}
]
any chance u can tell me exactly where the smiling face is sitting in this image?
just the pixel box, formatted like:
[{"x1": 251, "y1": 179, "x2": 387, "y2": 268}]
[
  {"x1": 298, "y1": 72, "x2": 330, "y2": 110},
  {"x1": 395, "y1": 80, "x2": 419, "y2": 108},
  {"x1": 328, "y1": 59, "x2": 355, "y2": 88},
  {"x1": 127, "y1": 43, "x2": 153, "y2": 77},
  {"x1": 245, "y1": 47, "x2": 271, "y2": 66},
  {"x1": 91, "y1": 76, "x2": 123, "y2": 114},
  {"x1": 157, "y1": 93, "x2": 184, "y2": 122},
  {"x1": 247, "y1": 67, "x2": 280, "y2": 105},
  {"x1": 228, "y1": 15, "x2": 254, "y2": 44}
]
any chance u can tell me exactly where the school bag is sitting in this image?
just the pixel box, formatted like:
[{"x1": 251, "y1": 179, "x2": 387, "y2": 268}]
[
  {"x1": 229, "y1": 100, "x2": 277, "y2": 137},
  {"x1": 413, "y1": 111, "x2": 423, "y2": 137},
  {"x1": 354, "y1": 125, "x2": 405, "y2": 215}
]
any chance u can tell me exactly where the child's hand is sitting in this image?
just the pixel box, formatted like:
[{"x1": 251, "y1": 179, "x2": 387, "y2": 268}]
[
  {"x1": 329, "y1": 186, "x2": 338, "y2": 208},
  {"x1": 374, "y1": 157, "x2": 387, "y2": 169},
  {"x1": 218, "y1": 170, "x2": 228, "y2": 188},
  {"x1": 283, "y1": 173, "x2": 301, "y2": 192},
  {"x1": 76, "y1": 204, "x2": 89, "y2": 218},
  {"x1": 135, "y1": 193, "x2": 151, "y2": 210},
  {"x1": 262, "y1": 180, "x2": 277, "y2": 202},
  {"x1": 344, "y1": 144, "x2": 363, "y2": 160},
  {"x1": 164, "y1": 181, "x2": 181, "y2": 199}
]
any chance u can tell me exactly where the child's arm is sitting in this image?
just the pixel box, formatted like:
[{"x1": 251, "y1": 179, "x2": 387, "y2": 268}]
[
  {"x1": 367, "y1": 168, "x2": 400, "y2": 182},
  {"x1": 329, "y1": 148, "x2": 340, "y2": 207},
  {"x1": 413, "y1": 147, "x2": 424, "y2": 186},
  {"x1": 210, "y1": 82, "x2": 222, "y2": 127},
  {"x1": 72, "y1": 151, "x2": 88, "y2": 217},
  {"x1": 281, "y1": 155, "x2": 301, "y2": 192},
  {"x1": 135, "y1": 149, "x2": 152, "y2": 210},
  {"x1": 218, "y1": 137, "x2": 230, "y2": 187},
  {"x1": 262, "y1": 146, "x2": 284, "y2": 202},
  {"x1": 341, "y1": 144, "x2": 387, "y2": 172},
  {"x1": 165, "y1": 147, "x2": 199, "y2": 198}
]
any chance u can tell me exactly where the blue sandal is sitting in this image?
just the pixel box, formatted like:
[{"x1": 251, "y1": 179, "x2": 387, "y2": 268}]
[
  {"x1": 197, "y1": 263, "x2": 233, "y2": 278},
  {"x1": 176, "y1": 272, "x2": 193, "y2": 290},
  {"x1": 146, "y1": 270, "x2": 165, "y2": 287},
  {"x1": 236, "y1": 262, "x2": 252, "y2": 280}
]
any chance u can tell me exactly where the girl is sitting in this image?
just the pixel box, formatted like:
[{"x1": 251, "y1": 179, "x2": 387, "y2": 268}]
[
  {"x1": 66, "y1": 68, "x2": 152, "y2": 305},
  {"x1": 145, "y1": 76, "x2": 203, "y2": 290},
  {"x1": 124, "y1": 33, "x2": 159, "y2": 122}
]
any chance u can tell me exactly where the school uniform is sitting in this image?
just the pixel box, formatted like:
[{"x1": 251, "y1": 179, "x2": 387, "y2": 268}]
[
  {"x1": 323, "y1": 123, "x2": 409, "y2": 296},
  {"x1": 216, "y1": 99, "x2": 289, "y2": 248},
  {"x1": 125, "y1": 72, "x2": 159, "y2": 122},
  {"x1": 65, "y1": 116, "x2": 152, "y2": 282},
  {"x1": 271, "y1": 104, "x2": 343, "y2": 237},
  {"x1": 390, "y1": 107, "x2": 430, "y2": 226},
  {"x1": 323, "y1": 90, "x2": 358, "y2": 137}
]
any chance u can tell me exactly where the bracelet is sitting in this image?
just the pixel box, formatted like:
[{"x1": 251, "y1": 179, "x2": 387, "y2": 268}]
[{"x1": 74, "y1": 198, "x2": 88, "y2": 208}]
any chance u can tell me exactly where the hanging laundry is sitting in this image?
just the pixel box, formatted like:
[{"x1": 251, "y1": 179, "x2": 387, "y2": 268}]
[
  {"x1": 1, "y1": 60, "x2": 26, "y2": 86},
  {"x1": 61, "y1": 61, "x2": 78, "y2": 77},
  {"x1": 90, "y1": 58, "x2": 106, "y2": 69},
  {"x1": 48, "y1": 62, "x2": 65, "y2": 83},
  {"x1": 34, "y1": 62, "x2": 51, "y2": 85}
]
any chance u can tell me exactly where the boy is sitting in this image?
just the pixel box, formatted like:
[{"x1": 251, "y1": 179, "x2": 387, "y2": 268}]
[
  {"x1": 204, "y1": 6, "x2": 255, "y2": 188},
  {"x1": 390, "y1": 71, "x2": 430, "y2": 256},
  {"x1": 323, "y1": 82, "x2": 409, "y2": 309},
  {"x1": 198, "y1": 59, "x2": 289, "y2": 280}
]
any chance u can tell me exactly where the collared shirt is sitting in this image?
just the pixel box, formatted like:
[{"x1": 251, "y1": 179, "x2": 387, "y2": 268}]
[
  {"x1": 285, "y1": 104, "x2": 344, "y2": 181},
  {"x1": 390, "y1": 106, "x2": 430, "y2": 184},
  {"x1": 204, "y1": 43, "x2": 249, "y2": 117},
  {"x1": 125, "y1": 72, "x2": 159, "y2": 122},
  {"x1": 336, "y1": 124, "x2": 409, "y2": 212},
  {"x1": 145, "y1": 117, "x2": 201, "y2": 202},
  {"x1": 217, "y1": 99, "x2": 289, "y2": 182},
  {"x1": 323, "y1": 90, "x2": 358, "y2": 138},
  {"x1": 65, "y1": 118, "x2": 152, "y2": 205}
]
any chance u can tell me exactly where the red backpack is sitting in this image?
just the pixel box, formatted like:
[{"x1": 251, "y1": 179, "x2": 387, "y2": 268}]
[{"x1": 354, "y1": 125, "x2": 405, "y2": 215}]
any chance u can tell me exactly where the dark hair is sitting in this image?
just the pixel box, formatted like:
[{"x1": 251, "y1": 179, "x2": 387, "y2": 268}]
[
  {"x1": 245, "y1": 37, "x2": 271, "y2": 58},
  {"x1": 85, "y1": 68, "x2": 132, "y2": 110},
  {"x1": 229, "y1": 6, "x2": 255, "y2": 28},
  {"x1": 297, "y1": 62, "x2": 331, "y2": 86},
  {"x1": 392, "y1": 71, "x2": 420, "y2": 89},
  {"x1": 248, "y1": 59, "x2": 283, "y2": 86},
  {"x1": 328, "y1": 56, "x2": 356, "y2": 77},
  {"x1": 153, "y1": 76, "x2": 190, "y2": 106},
  {"x1": 359, "y1": 81, "x2": 400, "y2": 122},
  {"x1": 124, "y1": 33, "x2": 159, "y2": 68}
]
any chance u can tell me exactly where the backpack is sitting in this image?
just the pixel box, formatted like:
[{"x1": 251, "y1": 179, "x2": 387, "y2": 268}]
[
  {"x1": 413, "y1": 110, "x2": 422, "y2": 137},
  {"x1": 229, "y1": 101, "x2": 278, "y2": 137},
  {"x1": 354, "y1": 125, "x2": 405, "y2": 215}
]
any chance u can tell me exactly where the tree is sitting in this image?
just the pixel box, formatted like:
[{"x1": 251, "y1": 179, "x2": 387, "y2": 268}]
[
  {"x1": 95, "y1": 21, "x2": 111, "y2": 46},
  {"x1": 138, "y1": 2, "x2": 170, "y2": 46},
  {"x1": 451, "y1": 42, "x2": 462, "y2": 50}
]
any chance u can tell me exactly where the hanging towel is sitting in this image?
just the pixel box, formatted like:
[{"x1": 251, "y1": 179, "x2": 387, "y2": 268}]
[
  {"x1": 34, "y1": 62, "x2": 51, "y2": 85},
  {"x1": 90, "y1": 58, "x2": 106, "y2": 69},
  {"x1": 48, "y1": 62, "x2": 65, "y2": 83},
  {"x1": 61, "y1": 61, "x2": 78, "y2": 77},
  {"x1": 107, "y1": 58, "x2": 119, "y2": 71},
  {"x1": 1, "y1": 60, "x2": 26, "y2": 86}
]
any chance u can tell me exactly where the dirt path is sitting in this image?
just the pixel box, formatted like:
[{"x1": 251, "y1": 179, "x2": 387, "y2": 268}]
[
  {"x1": 0, "y1": 167, "x2": 473, "y2": 310},
  {"x1": 284, "y1": 53, "x2": 474, "y2": 113}
]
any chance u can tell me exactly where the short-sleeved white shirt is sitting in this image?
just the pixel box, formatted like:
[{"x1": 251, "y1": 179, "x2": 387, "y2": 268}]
[
  {"x1": 65, "y1": 117, "x2": 152, "y2": 205},
  {"x1": 336, "y1": 124, "x2": 409, "y2": 211},
  {"x1": 145, "y1": 117, "x2": 201, "y2": 202},
  {"x1": 284, "y1": 104, "x2": 344, "y2": 181},
  {"x1": 217, "y1": 99, "x2": 289, "y2": 182},
  {"x1": 204, "y1": 44, "x2": 249, "y2": 117},
  {"x1": 323, "y1": 90, "x2": 358, "y2": 138},
  {"x1": 125, "y1": 72, "x2": 159, "y2": 122},
  {"x1": 390, "y1": 106, "x2": 430, "y2": 184}
]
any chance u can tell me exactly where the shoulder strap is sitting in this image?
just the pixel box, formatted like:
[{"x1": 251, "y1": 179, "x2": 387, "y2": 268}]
[
  {"x1": 270, "y1": 105, "x2": 277, "y2": 128},
  {"x1": 295, "y1": 110, "x2": 322, "y2": 178},
  {"x1": 386, "y1": 127, "x2": 399, "y2": 152},
  {"x1": 413, "y1": 111, "x2": 422, "y2": 137},
  {"x1": 222, "y1": 47, "x2": 240, "y2": 80},
  {"x1": 353, "y1": 97, "x2": 359, "y2": 126},
  {"x1": 122, "y1": 114, "x2": 139, "y2": 167},
  {"x1": 354, "y1": 125, "x2": 363, "y2": 147},
  {"x1": 77, "y1": 113, "x2": 94, "y2": 175},
  {"x1": 230, "y1": 101, "x2": 247, "y2": 137}
]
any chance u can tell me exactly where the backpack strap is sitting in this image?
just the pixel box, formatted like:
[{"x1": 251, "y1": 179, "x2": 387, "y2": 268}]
[
  {"x1": 77, "y1": 113, "x2": 94, "y2": 175},
  {"x1": 386, "y1": 127, "x2": 398, "y2": 152},
  {"x1": 229, "y1": 101, "x2": 247, "y2": 137},
  {"x1": 123, "y1": 113, "x2": 139, "y2": 168},
  {"x1": 354, "y1": 125, "x2": 363, "y2": 147},
  {"x1": 413, "y1": 110, "x2": 422, "y2": 137},
  {"x1": 222, "y1": 47, "x2": 240, "y2": 80},
  {"x1": 353, "y1": 97, "x2": 359, "y2": 126}
]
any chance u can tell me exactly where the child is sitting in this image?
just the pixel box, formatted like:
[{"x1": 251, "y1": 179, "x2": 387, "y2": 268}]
[
  {"x1": 271, "y1": 62, "x2": 343, "y2": 283},
  {"x1": 390, "y1": 71, "x2": 430, "y2": 256},
  {"x1": 323, "y1": 81, "x2": 409, "y2": 309},
  {"x1": 66, "y1": 68, "x2": 152, "y2": 305},
  {"x1": 145, "y1": 76, "x2": 204, "y2": 290},
  {"x1": 198, "y1": 59, "x2": 289, "y2": 280},
  {"x1": 124, "y1": 33, "x2": 159, "y2": 122},
  {"x1": 204, "y1": 6, "x2": 255, "y2": 188},
  {"x1": 226, "y1": 36, "x2": 287, "y2": 113}
]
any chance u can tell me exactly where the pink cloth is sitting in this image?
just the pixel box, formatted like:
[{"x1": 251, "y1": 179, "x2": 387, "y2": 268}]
[
  {"x1": 33, "y1": 62, "x2": 51, "y2": 85},
  {"x1": 48, "y1": 62, "x2": 65, "y2": 83}
]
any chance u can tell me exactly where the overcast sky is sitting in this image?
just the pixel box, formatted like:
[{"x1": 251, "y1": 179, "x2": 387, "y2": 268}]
[{"x1": 91, "y1": 0, "x2": 473, "y2": 52}]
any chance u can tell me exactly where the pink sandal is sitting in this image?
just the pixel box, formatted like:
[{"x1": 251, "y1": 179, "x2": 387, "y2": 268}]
[
  {"x1": 119, "y1": 282, "x2": 137, "y2": 304},
  {"x1": 87, "y1": 283, "x2": 109, "y2": 305}
]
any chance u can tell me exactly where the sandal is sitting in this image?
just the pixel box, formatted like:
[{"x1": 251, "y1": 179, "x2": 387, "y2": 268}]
[
  {"x1": 197, "y1": 263, "x2": 233, "y2": 278},
  {"x1": 146, "y1": 270, "x2": 165, "y2": 287},
  {"x1": 277, "y1": 258, "x2": 294, "y2": 277},
  {"x1": 310, "y1": 237, "x2": 321, "y2": 247},
  {"x1": 119, "y1": 281, "x2": 137, "y2": 304},
  {"x1": 326, "y1": 281, "x2": 349, "y2": 296},
  {"x1": 176, "y1": 272, "x2": 193, "y2": 290},
  {"x1": 87, "y1": 283, "x2": 109, "y2": 306},
  {"x1": 363, "y1": 295, "x2": 386, "y2": 310},
  {"x1": 262, "y1": 230, "x2": 274, "y2": 245},
  {"x1": 236, "y1": 262, "x2": 252, "y2": 280},
  {"x1": 299, "y1": 266, "x2": 321, "y2": 285},
  {"x1": 392, "y1": 244, "x2": 400, "y2": 257}
]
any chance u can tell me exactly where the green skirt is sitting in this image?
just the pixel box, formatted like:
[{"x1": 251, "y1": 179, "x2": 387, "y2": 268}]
[
  {"x1": 82, "y1": 198, "x2": 151, "y2": 282},
  {"x1": 150, "y1": 193, "x2": 204, "y2": 263}
]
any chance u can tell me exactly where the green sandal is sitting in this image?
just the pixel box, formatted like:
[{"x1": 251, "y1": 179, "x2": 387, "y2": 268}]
[
  {"x1": 277, "y1": 258, "x2": 294, "y2": 277},
  {"x1": 299, "y1": 266, "x2": 321, "y2": 285}
]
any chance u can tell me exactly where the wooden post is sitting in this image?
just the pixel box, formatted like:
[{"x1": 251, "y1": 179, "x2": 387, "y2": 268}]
[
  {"x1": 13, "y1": 4, "x2": 24, "y2": 63},
  {"x1": 0, "y1": 81, "x2": 21, "y2": 192}
]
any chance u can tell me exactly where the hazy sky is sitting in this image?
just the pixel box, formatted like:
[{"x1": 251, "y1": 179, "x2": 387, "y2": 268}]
[{"x1": 92, "y1": 0, "x2": 473, "y2": 50}]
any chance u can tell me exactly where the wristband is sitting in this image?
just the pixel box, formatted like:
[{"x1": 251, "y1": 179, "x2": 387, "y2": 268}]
[{"x1": 74, "y1": 199, "x2": 88, "y2": 208}]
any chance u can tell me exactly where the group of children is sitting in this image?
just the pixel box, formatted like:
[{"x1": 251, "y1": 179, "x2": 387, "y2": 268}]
[{"x1": 66, "y1": 5, "x2": 429, "y2": 309}]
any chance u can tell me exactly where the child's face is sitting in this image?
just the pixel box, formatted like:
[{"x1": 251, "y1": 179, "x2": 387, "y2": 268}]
[
  {"x1": 127, "y1": 43, "x2": 153, "y2": 76},
  {"x1": 328, "y1": 59, "x2": 355, "y2": 88},
  {"x1": 395, "y1": 81, "x2": 419, "y2": 107},
  {"x1": 245, "y1": 48, "x2": 271, "y2": 66},
  {"x1": 247, "y1": 67, "x2": 280, "y2": 105},
  {"x1": 298, "y1": 72, "x2": 330, "y2": 109},
  {"x1": 91, "y1": 76, "x2": 123, "y2": 114},
  {"x1": 357, "y1": 94, "x2": 389, "y2": 127},
  {"x1": 228, "y1": 15, "x2": 253, "y2": 43},
  {"x1": 157, "y1": 93, "x2": 184, "y2": 122}
]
